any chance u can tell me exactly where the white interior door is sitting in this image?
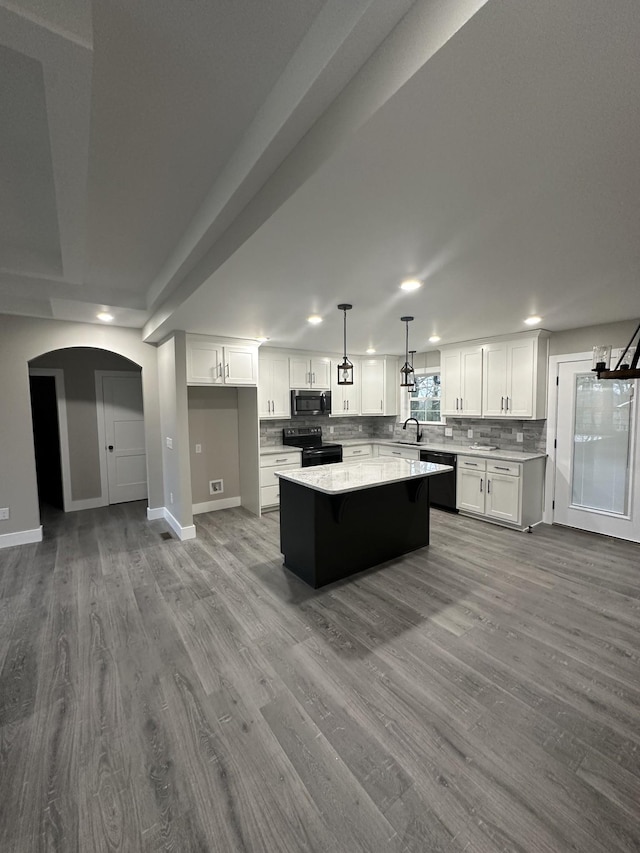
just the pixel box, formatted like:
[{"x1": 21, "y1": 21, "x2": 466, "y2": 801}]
[
  {"x1": 554, "y1": 358, "x2": 638, "y2": 540},
  {"x1": 102, "y1": 375, "x2": 147, "y2": 504}
]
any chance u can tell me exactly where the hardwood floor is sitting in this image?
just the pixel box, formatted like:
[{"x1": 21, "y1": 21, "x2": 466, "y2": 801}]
[{"x1": 1, "y1": 501, "x2": 639, "y2": 852}]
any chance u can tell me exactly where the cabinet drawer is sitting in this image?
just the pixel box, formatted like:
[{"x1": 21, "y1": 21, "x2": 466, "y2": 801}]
[
  {"x1": 487, "y1": 461, "x2": 521, "y2": 477},
  {"x1": 342, "y1": 445, "x2": 372, "y2": 459},
  {"x1": 261, "y1": 484, "x2": 280, "y2": 507},
  {"x1": 458, "y1": 456, "x2": 487, "y2": 471},
  {"x1": 260, "y1": 451, "x2": 300, "y2": 468},
  {"x1": 379, "y1": 446, "x2": 420, "y2": 461},
  {"x1": 260, "y1": 463, "x2": 299, "y2": 488}
]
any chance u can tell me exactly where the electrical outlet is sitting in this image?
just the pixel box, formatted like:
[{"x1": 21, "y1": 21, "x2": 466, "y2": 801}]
[
  {"x1": 467, "y1": 429, "x2": 474, "y2": 439},
  {"x1": 444, "y1": 427, "x2": 453, "y2": 437},
  {"x1": 170, "y1": 492, "x2": 174, "y2": 504},
  {"x1": 0, "y1": 507, "x2": 9, "y2": 520},
  {"x1": 358, "y1": 425, "x2": 362, "y2": 432},
  {"x1": 166, "y1": 436, "x2": 173, "y2": 449},
  {"x1": 388, "y1": 424, "x2": 393, "y2": 432},
  {"x1": 195, "y1": 443, "x2": 202, "y2": 453},
  {"x1": 329, "y1": 426, "x2": 334, "y2": 434},
  {"x1": 209, "y1": 479, "x2": 224, "y2": 495},
  {"x1": 517, "y1": 432, "x2": 524, "y2": 443}
]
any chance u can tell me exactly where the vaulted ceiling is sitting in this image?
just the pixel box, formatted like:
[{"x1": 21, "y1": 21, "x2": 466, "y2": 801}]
[{"x1": 2, "y1": 0, "x2": 639, "y2": 354}]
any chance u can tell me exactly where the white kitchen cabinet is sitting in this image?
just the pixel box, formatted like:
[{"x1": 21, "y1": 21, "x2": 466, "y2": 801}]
[
  {"x1": 258, "y1": 351, "x2": 290, "y2": 418},
  {"x1": 289, "y1": 357, "x2": 331, "y2": 390},
  {"x1": 378, "y1": 445, "x2": 420, "y2": 461},
  {"x1": 330, "y1": 359, "x2": 360, "y2": 416},
  {"x1": 360, "y1": 357, "x2": 398, "y2": 416},
  {"x1": 456, "y1": 455, "x2": 544, "y2": 530},
  {"x1": 186, "y1": 335, "x2": 257, "y2": 386},
  {"x1": 342, "y1": 444, "x2": 372, "y2": 459},
  {"x1": 259, "y1": 449, "x2": 302, "y2": 510},
  {"x1": 482, "y1": 332, "x2": 549, "y2": 419},
  {"x1": 440, "y1": 346, "x2": 483, "y2": 417}
]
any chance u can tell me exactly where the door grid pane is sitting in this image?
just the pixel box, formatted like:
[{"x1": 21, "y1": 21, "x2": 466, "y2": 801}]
[{"x1": 571, "y1": 374, "x2": 633, "y2": 514}]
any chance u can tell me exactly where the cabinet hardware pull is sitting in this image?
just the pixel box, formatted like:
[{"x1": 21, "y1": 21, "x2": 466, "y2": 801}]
[
  {"x1": 380, "y1": 399, "x2": 383, "y2": 411},
  {"x1": 487, "y1": 479, "x2": 491, "y2": 493},
  {"x1": 494, "y1": 466, "x2": 510, "y2": 471},
  {"x1": 456, "y1": 398, "x2": 459, "y2": 411},
  {"x1": 312, "y1": 372, "x2": 316, "y2": 384},
  {"x1": 480, "y1": 478, "x2": 483, "y2": 492},
  {"x1": 225, "y1": 363, "x2": 229, "y2": 377},
  {"x1": 460, "y1": 399, "x2": 463, "y2": 411},
  {"x1": 505, "y1": 396, "x2": 509, "y2": 411},
  {"x1": 501, "y1": 396, "x2": 504, "y2": 411},
  {"x1": 465, "y1": 462, "x2": 478, "y2": 466},
  {"x1": 275, "y1": 458, "x2": 287, "y2": 463}
]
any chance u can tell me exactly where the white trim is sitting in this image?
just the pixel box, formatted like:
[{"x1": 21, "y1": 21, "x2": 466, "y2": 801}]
[
  {"x1": 146, "y1": 506, "x2": 165, "y2": 520},
  {"x1": 29, "y1": 368, "x2": 74, "y2": 512},
  {"x1": 95, "y1": 370, "x2": 146, "y2": 506},
  {"x1": 163, "y1": 508, "x2": 196, "y2": 540},
  {"x1": 192, "y1": 496, "x2": 241, "y2": 515},
  {"x1": 0, "y1": 526, "x2": 43, "y2": 549}
]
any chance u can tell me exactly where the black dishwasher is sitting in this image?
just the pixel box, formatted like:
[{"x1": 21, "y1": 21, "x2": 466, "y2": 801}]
[{"x1": 419, "y1": 450, "x2": 457, "y2": 513}]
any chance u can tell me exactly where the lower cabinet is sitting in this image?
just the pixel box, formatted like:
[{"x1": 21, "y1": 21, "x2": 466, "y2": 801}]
[
  {"x1": 457, "y1": 455, "x2": 545, "y2": 530},
  {"x1": 378, "y1": 445, "x2": 420, "y2": 461},
  {"x1": 342, "y1": 444, "x2": 372, "y2": 460},
  {"x1": 260, "y1": 450, "x2": 302, "y2": 510}
]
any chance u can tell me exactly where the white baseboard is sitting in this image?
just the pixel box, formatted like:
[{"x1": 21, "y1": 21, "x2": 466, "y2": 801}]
[
  {"x1": 163, "y1": 508, "x2": 196, "y2": 541},
  {"x1": 146, "y1": 506, "x2": 165, "y2": 520},
  {"x1": 0, "y1": 526, "x2": 43, "y2": 549},
  {"x1": 65, "y1": 496, "x2": 107, "y2": 512},
  {"x1": 192, "y1": 496, "x2": 241, "y2": 515}
]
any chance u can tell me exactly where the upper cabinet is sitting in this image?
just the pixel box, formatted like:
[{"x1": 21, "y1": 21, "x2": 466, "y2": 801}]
[
  {"x1": 186, "y1": 335, "x2": 258, "y2": 386},
  {"x1": 330, "y1": 359, "x2": 360, "y2": 416},
  {"x1": 360, "y1": 357, "x2": 398, "y2": 416},
  {"x1": 258, "y1": 351, "x2": 290, "y2": 419},
  {"x1": 289, "y1": 356, "x2": 331, "y2": 390},
  {"x1": 440, "y1": 346, "x2": 483, "y2": 417},
  {"x1": 441, "y1": 331, "x2": 549, "y2": 419}
]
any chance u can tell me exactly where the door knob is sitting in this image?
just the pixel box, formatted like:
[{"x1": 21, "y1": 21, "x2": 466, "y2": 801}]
[{"x1": 108, "y1": 445, "x2": 114, "y2": 451}]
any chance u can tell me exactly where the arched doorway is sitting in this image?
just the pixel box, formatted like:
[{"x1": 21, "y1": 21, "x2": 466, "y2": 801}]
[{"x1": 28, "y1": 347, "x2": 146, "y2": 513}]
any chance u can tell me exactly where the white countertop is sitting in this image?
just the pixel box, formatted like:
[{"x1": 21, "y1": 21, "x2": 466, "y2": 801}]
[
  {"x1": 260, "y1": 445, "x2": 302, "y2": 456},
  {"x1": 338, "y1": 438, "x2": 545, "y2": 463},
  {"x1": 275, "y1": 459, "x2": 452, "y2": 495}
]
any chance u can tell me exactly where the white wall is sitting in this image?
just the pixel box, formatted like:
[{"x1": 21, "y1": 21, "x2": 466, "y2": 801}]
[{"x1": 0, "y1": 314, "x2": 163, "y2": 540}]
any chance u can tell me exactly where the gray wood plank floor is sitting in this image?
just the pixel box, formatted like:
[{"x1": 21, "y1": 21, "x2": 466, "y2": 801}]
[{"x1": 1, "y1": 502, "x2": 639, "y2": 852}]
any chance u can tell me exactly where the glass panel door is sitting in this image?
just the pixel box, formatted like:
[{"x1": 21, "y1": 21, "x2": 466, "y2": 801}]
[{"x1": 571, "y1": 374, "x2": 633, "y2": 515}]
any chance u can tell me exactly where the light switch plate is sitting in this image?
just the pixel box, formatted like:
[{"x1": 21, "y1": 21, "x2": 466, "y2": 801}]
[
  {"x1": 329, "y1": 426, "x2": 334, "y2": 434},
  {"x1": 444, "y1": 427, "x2": 453, "y2": 437},
  {"x1": 195, "y1": 443, "x2": 202, "y2": 454},
  {"x1": 358, "y1": 425, "x2": 362, "y2": 431},
  {"x1": 467, "y1": 429, "x2": 473, "y2": 439},
  {"x1": 517, "y1": 432, "x2": 524, "y2": 443},
  {"x1": 0, "y1": 507, "x2": 9, "y2": 520},
  {"x1": 166, "y1": 436, "x2": 173, "y2": 449}
]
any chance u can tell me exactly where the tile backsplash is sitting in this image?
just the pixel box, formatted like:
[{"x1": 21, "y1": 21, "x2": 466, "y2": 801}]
[{"x1": 260, "y1": 415, "x2": 547, "y2": 453}]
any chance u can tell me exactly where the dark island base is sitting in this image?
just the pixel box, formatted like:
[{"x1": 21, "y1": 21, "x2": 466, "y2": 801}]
[{"x1": 279, "y1": 476, "x2": 431, "y2": 588}]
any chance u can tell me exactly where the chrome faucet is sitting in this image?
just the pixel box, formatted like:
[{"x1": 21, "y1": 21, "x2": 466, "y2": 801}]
[{"x1": 402, "y1": 417, "x2": 423, "y2": 442}]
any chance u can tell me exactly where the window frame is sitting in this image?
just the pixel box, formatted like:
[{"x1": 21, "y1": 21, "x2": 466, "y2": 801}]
[{"x1": 399, "y1": 368, "x2": 446, "y2": 425}]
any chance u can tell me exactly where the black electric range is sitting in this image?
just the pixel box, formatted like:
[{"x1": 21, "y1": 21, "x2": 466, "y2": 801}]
[{"x1": 282, "y1": 427, "x2": 343, "y2": 468}]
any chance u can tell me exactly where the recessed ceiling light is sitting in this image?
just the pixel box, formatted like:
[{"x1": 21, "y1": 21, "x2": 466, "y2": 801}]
[
  {"x1": 96, "y1": 312, "x2": 114, "y2": 322},
  {"x1": 366, "y1": 348, "x2": 376, "y2": 354},
  {"x1": 400, "y1": 278, "x2": 422, "y2": 292},
  {"x1": 524, "y1": 315, "x2": 542, "y2": 326},
  {"x1": 307, "y1": 315, "x2": 323, "y2": 325},
  {"x1": 428, "y1": 335, "x2": 441, "y2": 343}
]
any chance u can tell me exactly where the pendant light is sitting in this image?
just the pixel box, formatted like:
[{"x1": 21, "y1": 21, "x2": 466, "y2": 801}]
[
  {"x1": 407, "y1": 350, "x2": 416, "y2": 393},
  {"x1": 337, "y1": 303, "x2": 354, "y2": 385},
  {"x1": 400, "y1": 316, "x2": 415, "y2": 388},
  {"x1": 592, "y1": 319, "x2": 640, "y2": 379}
]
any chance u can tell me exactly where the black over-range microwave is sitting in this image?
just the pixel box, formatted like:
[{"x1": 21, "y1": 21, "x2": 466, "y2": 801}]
[{"x1": 291, "y1": 390, "x2": 331, "y2": 416}]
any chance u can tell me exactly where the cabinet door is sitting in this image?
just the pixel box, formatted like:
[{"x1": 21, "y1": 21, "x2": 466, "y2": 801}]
[
  {"x1": 486, "y1": 472, "x2": 521, "y2": 524},
  {"x1": 457, "y1": 468, "x2": 485, "y2": 513},
  {"x1": 505, "y1": 338, "x2": 535, "y2": 417},
  {"x1": 187, "y1": 340, "x2": 223, "y2": 384},
  {"x1": 289, "y1": 358, "x2": 310, "y2": 388},
  {"x1": 360, "y1": 359, "x2": 385, "y2": 414},
  {"x1": 482, "y1": 341, "x2": 508, "y2": 417},
  {"x1": 224, "y1": 346, "x2": 257, "y2": 385},
  {"x1": 270, "y1": 356, "x2": 291, "y2": 417},
  {"x1": 460, "y1": 347, "x2": 483, "y2": 416},
  {"x1": 258, "y1": 359, "x2": 271, "y2": 417},
  {"x1": 441, "y1": 351, "x2": 462, "y2": 415},
  {"x1": 310, "y1": 358, "x2": 331, "y2": 389}
]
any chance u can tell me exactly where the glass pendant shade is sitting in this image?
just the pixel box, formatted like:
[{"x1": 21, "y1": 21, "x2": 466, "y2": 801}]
[
  {"x1": 337, "y1": 303, "x2": 354, "y2": 385},
  {"x1": 400, "y1": 316, "x2": 415, "y2": 388}
]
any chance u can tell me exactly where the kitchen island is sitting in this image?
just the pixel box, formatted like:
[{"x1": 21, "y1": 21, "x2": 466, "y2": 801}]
[{"x1": 276, "y1": 458, "x2": 452, "y2": 588}]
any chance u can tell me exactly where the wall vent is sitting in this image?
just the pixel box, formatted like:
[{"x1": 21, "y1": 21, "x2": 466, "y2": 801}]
[{"x1": 209, "y1": 479, "x2": 224, "y2": 495}]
